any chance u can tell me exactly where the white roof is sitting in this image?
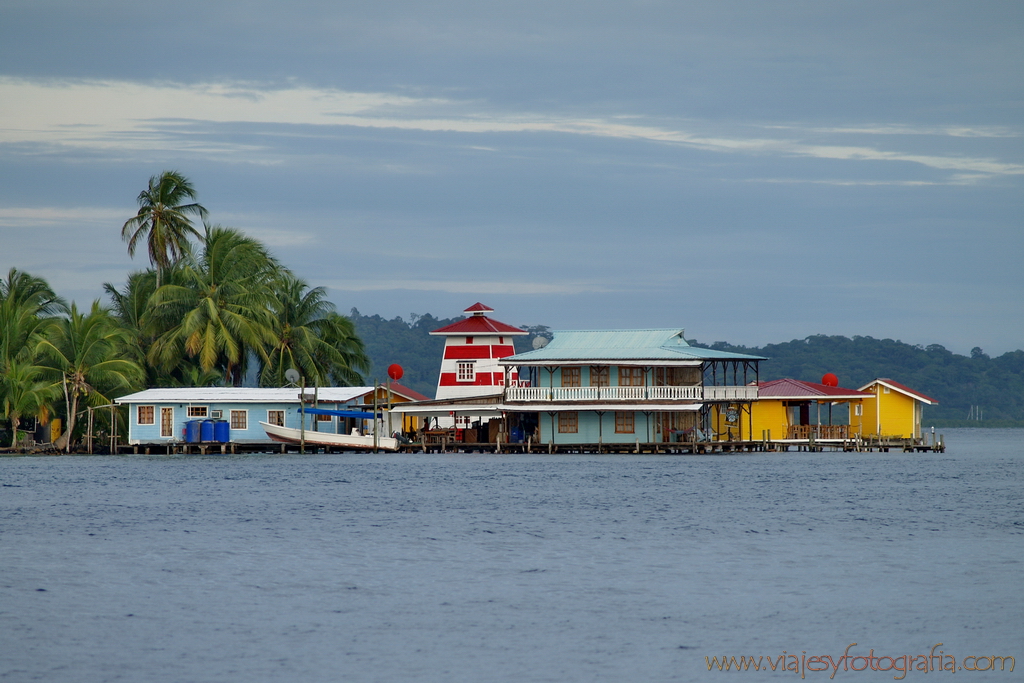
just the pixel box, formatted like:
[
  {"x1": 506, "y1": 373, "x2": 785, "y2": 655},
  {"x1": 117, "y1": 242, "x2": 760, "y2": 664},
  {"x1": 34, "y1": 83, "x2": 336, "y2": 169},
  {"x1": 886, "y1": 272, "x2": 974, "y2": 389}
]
[{"x1": 115, "y1": 387, "x2": 374, "y2": 404}]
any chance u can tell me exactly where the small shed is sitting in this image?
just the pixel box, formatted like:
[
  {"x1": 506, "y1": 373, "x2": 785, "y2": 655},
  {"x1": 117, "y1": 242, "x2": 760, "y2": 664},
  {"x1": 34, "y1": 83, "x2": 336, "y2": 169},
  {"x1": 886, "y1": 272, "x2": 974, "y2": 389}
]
[{"x1": 857, "y1": 379, "x2": 938, "y2": 439}]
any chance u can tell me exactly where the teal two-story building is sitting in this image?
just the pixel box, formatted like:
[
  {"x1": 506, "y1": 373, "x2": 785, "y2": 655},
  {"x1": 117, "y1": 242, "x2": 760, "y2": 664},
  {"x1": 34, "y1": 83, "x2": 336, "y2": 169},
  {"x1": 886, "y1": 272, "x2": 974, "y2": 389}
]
[
  {"x1": 498, "y1": 329, "x2": 765, "y2": 445},
  {"x1": 392, "y1": 327, "x2": 766, "y2": 447}
]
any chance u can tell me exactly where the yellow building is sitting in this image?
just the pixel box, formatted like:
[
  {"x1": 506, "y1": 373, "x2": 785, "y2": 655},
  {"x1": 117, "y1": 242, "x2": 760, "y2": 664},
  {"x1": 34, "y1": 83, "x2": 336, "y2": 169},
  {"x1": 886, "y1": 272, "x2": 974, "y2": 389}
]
[
  {"x1": 746, "y1": 378, "x2": 871, "y2": 441},
  {"x1": 857, "y1": 378, "x2": 938, "y2": 439}
]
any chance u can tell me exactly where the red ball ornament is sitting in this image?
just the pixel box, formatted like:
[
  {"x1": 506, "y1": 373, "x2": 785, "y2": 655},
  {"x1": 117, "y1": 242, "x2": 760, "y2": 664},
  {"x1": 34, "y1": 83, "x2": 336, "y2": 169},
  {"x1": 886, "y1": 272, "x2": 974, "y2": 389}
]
[
  {"x1": 821, "y1": 373, "x2": 838, "y2": 387},
  {"x1": 387, "y1": 364, "x2": 404, "y2": 381}
]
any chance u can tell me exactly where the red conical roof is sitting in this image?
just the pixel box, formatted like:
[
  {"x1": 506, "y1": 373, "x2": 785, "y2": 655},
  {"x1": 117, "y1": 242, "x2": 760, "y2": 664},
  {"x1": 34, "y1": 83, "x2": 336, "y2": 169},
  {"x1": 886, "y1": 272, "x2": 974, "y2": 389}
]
[{"x1": 430, "y1": 304, "x2": 527, "y2": 336}]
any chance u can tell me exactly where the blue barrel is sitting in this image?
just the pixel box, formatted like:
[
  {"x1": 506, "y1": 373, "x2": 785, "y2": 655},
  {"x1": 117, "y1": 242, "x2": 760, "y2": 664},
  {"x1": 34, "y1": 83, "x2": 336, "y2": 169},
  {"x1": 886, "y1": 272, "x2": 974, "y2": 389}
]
[
  {"x1": 200, "y1": 419, "x2": 215, "y2": 442},
  {"x1": 185, "y1": 420, "x2": 201, "y2": 443},
  {"x1": 214, "y1": 420, "x2": 230, "y2": 443}
]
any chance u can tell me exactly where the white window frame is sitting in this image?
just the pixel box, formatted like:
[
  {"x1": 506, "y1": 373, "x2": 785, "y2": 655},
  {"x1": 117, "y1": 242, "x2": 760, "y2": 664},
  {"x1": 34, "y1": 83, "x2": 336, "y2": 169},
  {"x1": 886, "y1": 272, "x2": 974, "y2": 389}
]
[
  {"x1": 230, "y1": 410, "x2": 247, "y2": 430},
  {"x1": 187, "y1": 406, "x2": 209, "y2": 418},
  {"x1": 160, "y1": 407, "x2": 174, "y2": 438},
  {"x1": 457, "y1": 361, "x2": 476, "y2": 382},
  {"x1": 137, "y1": 405, "x2": 155, "y2": 425},
  {"x1": 267, "y1": 410, "x2": 285, "y2": 427},
  {"x1": 854, "y1": 404, "x2": 863, "y2": 416}
]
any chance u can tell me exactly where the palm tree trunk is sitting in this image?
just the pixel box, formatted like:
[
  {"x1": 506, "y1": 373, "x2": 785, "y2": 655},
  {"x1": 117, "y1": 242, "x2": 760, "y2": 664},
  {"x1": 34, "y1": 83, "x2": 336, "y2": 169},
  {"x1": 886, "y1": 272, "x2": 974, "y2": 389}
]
[
  {"x1": 64, "y1": 392, "x2": 79, "y2": 453},
  {"x1": 10, "y1": 413, "x2": 20, "y2": 447},
  {"x1": 54, "y1": 373, "x2": 74, "y2": 452}
]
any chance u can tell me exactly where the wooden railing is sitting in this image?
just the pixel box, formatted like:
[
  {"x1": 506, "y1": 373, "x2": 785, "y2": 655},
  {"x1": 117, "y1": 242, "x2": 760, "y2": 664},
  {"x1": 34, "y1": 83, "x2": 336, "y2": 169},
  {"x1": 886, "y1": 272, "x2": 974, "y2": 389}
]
[
  {"x1": 703, "y1": 385, "x2": 759, "y2": 401},
  {"x1": 787, "y1": 425, "x2": 850, "y2": 439},
  {"x1": 504, "y1": 385, "x2": 756, "y2": 402}
]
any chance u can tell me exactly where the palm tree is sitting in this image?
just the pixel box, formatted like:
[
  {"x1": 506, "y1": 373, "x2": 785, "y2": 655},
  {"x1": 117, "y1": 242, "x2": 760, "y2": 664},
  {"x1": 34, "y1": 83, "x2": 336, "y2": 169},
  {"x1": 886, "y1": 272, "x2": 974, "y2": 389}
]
[
  {"x1": 0, "y1": 269, "x2": 64, "y2": 443},
  {"x1": 259, "y1": 273, "x2": 369, "y2": 386},
  {"x1": 1, "y1": 359, "x2": 60, "y2": 447},
  {"x1": 147, "y1": 225, "x2": 280, "y2": 385},
  {"x1": 121, "y1": 171, "x2": 208, "y2": 287},
  {"x1": 36, "y1": 301, "x2": 143, "y2": 452},
  {"x1": 0, "y1": 268, "x2": 65, "y2": 313}
]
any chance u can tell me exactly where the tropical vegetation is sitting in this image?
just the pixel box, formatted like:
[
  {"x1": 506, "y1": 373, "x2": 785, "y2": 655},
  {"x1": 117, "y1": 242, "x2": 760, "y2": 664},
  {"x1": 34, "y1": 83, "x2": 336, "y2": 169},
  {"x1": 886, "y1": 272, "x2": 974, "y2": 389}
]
[{"x1": 0, "y1": 171, "x2": 369, "y2": 450}]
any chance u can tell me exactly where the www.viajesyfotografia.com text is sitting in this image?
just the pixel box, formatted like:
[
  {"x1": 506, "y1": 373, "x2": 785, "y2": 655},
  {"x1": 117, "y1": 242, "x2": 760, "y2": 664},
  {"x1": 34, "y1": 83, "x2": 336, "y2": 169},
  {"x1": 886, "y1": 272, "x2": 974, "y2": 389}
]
[{"x1": 705, "y1": 644, "x2": 1014, "y2": 679}]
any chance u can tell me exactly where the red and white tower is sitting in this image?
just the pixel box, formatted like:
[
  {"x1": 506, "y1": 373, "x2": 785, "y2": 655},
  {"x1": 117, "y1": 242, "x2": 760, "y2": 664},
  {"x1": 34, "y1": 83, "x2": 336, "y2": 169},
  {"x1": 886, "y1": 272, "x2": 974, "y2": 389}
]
[{"x1": 430, "y1": 303, "x2": 527, "y2": 400}]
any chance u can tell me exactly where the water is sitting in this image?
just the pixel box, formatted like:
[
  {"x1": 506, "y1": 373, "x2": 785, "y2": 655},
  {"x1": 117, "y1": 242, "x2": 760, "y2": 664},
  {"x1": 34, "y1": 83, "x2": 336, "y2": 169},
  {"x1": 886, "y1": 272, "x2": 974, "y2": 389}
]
[{"x1": 2, "y1": 429, "x2": 1021, "y2": 682}]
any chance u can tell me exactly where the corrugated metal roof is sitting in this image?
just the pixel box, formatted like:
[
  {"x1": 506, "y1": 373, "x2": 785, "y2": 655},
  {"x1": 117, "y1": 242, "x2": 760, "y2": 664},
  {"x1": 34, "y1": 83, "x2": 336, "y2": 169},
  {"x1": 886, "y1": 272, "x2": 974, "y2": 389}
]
[
  {"x1": 502, "y1": 329, "x2": 765, "y2": 363},
  {"x1": 758, "y1": 378, "x2": 871, "y2": 400},
  {"x1": 115, "y1": 387, "x2": 374, "y2": 404},
  {"x1": 429, "y1": 315, "x2": 527, "y2": 336}
]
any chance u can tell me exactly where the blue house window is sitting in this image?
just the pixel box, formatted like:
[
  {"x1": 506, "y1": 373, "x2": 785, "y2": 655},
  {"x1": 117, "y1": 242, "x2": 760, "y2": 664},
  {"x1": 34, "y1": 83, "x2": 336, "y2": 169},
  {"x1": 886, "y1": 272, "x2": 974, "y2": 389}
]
[{"x1": 137, "y1": 406, "x2": 155, "y2": 425}]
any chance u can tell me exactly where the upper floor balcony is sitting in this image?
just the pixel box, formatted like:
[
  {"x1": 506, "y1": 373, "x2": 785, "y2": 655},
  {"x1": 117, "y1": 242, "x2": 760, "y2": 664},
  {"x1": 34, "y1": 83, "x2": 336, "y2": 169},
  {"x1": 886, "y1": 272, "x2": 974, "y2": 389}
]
[{"x1": 504, "y1": 384, "x2": 757, "y2": 403}]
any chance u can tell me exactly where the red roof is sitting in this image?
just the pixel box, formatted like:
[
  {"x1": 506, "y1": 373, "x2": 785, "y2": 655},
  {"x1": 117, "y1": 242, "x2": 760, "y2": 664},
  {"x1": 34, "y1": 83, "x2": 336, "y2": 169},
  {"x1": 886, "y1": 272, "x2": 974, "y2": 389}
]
[
  {"x1": 860, "y1": 378, "x2": 938, "y2": 405},
  {"x1": 388, "y1": 382, "x2": 431, "y2": 402},
  {"x1": 358, "y1": 383, "x2": 431, "y2": 402},
  {"x1": 430, "y1": 304, "x2": 527, "y2": 336},
  {"x1": 758, "y1": 378, "x2": 872, "y2": 400}
]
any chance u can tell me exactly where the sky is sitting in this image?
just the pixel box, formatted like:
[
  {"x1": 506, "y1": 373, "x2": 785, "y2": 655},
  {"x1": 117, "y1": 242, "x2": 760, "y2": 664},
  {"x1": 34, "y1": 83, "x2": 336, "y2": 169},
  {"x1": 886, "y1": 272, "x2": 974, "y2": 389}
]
[{"x1": 1, "y1": 0, "x2": 1021, "y2": 356}]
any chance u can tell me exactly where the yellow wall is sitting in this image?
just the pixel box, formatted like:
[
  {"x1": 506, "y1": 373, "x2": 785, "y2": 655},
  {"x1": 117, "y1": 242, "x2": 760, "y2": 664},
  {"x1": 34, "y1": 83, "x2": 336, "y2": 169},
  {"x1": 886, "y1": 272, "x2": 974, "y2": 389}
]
[
  {"x1": 750, "y1": 399, "x2": 866, "y2": 439},
  {"x1": 859, "y1": 384, "x2": 918, "y2": 438},
  {"x1": 709, "y1": 404, "x2": 750, "y2": 440},
  {"x1": 749, "y1": 400, "x2": 790, "y2": 440}
]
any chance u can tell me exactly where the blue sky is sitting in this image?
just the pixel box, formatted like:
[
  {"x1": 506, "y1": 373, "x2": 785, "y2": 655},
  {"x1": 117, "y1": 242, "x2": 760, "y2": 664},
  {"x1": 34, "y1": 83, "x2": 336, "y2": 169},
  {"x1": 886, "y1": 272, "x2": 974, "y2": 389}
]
[{"x1": 1, "y1": 1, "x2": 1021, "y2": 355}]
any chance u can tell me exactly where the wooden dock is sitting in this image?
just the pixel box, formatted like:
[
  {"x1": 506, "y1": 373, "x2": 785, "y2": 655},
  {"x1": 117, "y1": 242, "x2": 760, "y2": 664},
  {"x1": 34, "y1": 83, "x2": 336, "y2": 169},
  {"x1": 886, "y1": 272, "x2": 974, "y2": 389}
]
[{"x1": 6, "y1": 433, "x2": 945, "y2": 456}]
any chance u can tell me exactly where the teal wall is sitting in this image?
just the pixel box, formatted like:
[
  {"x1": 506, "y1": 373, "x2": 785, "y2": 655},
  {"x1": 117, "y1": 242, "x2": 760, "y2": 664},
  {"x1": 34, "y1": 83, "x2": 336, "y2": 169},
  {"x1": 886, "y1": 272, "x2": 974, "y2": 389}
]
[{"x1": 537, "y1": 411, "x2": 657, "y2": 444}]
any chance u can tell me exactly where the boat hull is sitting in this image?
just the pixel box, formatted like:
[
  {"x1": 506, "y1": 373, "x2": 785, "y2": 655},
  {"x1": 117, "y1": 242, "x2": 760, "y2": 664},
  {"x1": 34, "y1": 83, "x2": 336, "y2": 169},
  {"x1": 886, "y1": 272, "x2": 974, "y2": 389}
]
[{"x1": 259, "y1": 422, "x2": 399, "y2": 451}]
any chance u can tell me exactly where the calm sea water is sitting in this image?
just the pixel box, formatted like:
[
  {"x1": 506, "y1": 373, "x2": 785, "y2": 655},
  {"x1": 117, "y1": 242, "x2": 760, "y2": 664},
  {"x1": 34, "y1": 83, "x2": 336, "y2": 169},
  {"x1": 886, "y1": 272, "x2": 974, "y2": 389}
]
[{"x1": 2, "y1": 429, "x2": 1022, "y2": 682}]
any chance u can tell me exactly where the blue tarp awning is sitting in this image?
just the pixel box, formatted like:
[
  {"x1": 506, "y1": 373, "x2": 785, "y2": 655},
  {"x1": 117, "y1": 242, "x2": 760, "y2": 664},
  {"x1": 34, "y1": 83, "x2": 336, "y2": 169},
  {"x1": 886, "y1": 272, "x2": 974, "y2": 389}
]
[{"x1": 303, "y1": 407, "x2": 381, "y2": 419}]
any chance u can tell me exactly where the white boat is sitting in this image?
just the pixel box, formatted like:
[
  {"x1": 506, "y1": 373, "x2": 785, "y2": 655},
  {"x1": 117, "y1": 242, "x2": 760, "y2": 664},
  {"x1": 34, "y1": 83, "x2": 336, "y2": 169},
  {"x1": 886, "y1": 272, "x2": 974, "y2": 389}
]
[{"x1": 259, "y1": 421, "x2": 399, "y2": 451}]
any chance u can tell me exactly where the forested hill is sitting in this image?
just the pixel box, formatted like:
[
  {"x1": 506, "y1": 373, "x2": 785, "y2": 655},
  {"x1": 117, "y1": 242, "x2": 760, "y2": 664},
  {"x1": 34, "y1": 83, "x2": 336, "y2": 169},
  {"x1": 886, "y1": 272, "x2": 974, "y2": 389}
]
[
  {"x1": 349, "y1": 310, "x2": 1023, "y2": 425},
  {"x1": 690, "y1": 336, "x2": 1024, "y2": 423}
]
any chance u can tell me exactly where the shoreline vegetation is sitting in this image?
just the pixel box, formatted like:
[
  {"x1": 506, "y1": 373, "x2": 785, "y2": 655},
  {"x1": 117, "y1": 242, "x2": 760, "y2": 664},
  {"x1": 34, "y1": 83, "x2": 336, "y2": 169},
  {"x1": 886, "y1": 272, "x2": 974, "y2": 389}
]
[
  {"x1": 2, "y1": 171, "x2": 368, "y2": 451},
  {"x1": 3, "y1": 171, "x2": 1023, "y2": 450}
]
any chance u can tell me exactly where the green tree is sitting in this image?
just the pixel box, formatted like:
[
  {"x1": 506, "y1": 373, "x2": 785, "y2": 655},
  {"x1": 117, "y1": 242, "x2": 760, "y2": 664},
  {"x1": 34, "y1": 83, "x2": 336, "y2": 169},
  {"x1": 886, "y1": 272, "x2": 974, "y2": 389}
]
[
  {"x1": 147, "y1": 225, "x2": 279, "y2": 385},
  {"x1": 259, "y1": 273, "x2": 369, "y2": 386},
  {"x1": 0, "y1": 359, "x2": 60, "y2": 447},
  {"x1": 36, "y1": 301, "x2": 143, "y2": 452},
  {"x1": 0, "y1": 269, "x2": 64, "y2": 443},
  {"x1": 121, "y1": 170, "x2": 208, "y2": 287}
]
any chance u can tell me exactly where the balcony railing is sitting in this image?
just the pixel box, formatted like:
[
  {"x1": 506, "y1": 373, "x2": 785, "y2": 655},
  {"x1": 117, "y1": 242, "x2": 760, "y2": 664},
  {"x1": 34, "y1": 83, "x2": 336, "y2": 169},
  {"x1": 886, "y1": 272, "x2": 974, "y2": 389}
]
[{"x1": 504, "y1": 385, "x2": 756, "y2": 402}]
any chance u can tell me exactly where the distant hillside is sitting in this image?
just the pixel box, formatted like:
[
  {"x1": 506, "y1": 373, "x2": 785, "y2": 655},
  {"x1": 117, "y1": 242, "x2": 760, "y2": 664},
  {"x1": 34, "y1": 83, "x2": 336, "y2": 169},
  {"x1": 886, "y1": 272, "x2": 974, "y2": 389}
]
[
  {"x1": 349, "y1": 310, "x2": 1023, "y2": 425},
  {"x1": 690, "y1": 335, "x2": 1024, "y2": 423}
]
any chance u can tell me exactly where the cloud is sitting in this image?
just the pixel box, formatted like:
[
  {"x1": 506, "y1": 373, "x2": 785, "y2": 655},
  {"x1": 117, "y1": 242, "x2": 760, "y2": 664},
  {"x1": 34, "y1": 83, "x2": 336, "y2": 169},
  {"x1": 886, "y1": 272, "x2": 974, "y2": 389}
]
[
  {"x1": 321, "y1": 278, "x2": 614, "y2": 296},
  {"x1": 0, "y1": 206, "x2": 125, "y2": 227},
  {"x1": 2, "y1": 76, "x2": 1021, "y2": 181}
]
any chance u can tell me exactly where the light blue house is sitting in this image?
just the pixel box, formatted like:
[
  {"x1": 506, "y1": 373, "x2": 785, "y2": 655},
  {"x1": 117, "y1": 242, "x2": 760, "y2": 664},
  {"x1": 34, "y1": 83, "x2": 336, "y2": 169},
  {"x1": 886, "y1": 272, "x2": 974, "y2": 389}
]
[
  {"x1": 499, "y1": 329, "x2": 765, "y2": 445},
  {"x1": 115, "y1": 387, "x2": 386, "y2": 445}
]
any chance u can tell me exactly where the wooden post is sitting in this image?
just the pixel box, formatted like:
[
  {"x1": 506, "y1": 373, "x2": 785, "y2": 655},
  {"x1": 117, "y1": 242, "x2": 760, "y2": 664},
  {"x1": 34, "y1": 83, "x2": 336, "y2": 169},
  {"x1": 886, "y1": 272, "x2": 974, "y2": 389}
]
[
  {"x1": 373, "y1": 381, "x2": 379, "y2": 453},
  {"x1": 87, "y1": 407, "x2": 94, "y2": 454}
]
